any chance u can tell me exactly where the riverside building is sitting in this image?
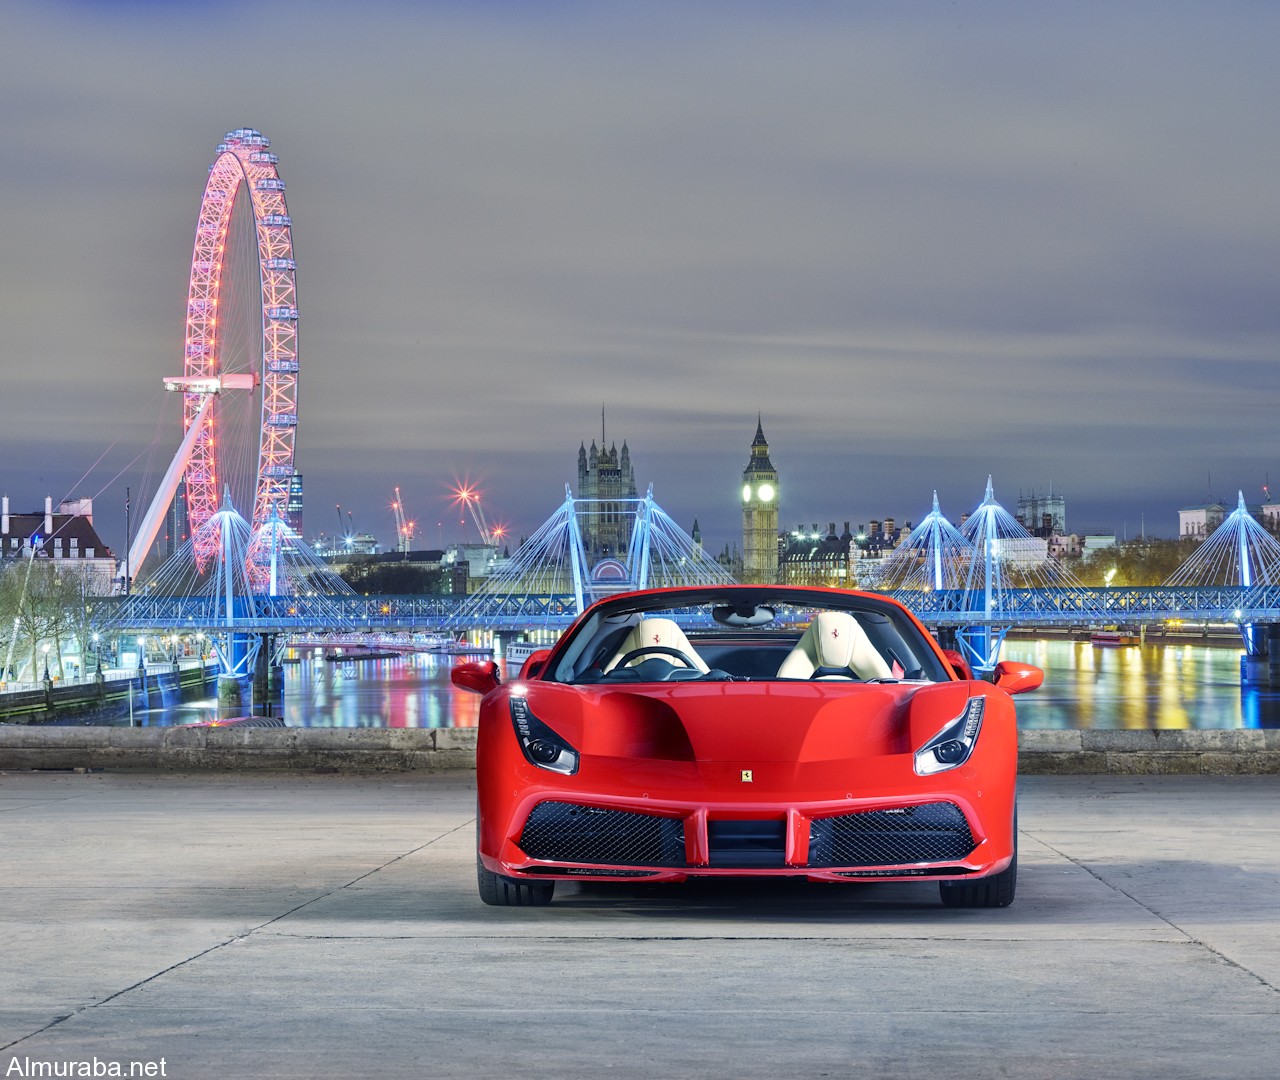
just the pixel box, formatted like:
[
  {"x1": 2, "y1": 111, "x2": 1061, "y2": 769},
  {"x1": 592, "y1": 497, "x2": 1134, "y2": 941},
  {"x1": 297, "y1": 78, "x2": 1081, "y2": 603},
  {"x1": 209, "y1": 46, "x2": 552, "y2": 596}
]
[{"x1": 0, "y1": 496, "x2": 116, "y2": 593}]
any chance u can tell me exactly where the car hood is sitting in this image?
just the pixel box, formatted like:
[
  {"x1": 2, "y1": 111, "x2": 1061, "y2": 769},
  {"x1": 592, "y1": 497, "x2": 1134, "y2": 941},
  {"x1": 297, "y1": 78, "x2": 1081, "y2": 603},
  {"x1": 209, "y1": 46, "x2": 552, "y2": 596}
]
[{"x1": 527, "y1": 680, "x2": 973, "y2": 764}]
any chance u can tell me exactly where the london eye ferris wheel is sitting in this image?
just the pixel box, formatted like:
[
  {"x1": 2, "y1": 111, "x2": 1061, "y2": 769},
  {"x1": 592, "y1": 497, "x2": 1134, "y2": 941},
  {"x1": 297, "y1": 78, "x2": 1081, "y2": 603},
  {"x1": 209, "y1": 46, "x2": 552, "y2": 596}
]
[{"x1": 175, "y1": 127, "x2": 300, "y2": 570}]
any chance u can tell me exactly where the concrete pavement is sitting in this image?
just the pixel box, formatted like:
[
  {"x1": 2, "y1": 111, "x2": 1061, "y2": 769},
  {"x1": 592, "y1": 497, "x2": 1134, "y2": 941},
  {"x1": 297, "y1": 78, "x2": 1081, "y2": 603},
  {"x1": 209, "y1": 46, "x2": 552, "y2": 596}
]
[{"x1": 1, "y1": 771, "x2": 1277, "y2": 1079}]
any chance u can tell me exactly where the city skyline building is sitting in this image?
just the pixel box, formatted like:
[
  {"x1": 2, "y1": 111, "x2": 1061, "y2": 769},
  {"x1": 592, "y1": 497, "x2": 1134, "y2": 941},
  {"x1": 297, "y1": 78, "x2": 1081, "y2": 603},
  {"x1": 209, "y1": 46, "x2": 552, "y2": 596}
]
[
  {"x1": 164, "y1": 479, "x2": 189, "y2": 558},
  {"x1": 0, "y1": 495, "x2": 116, "y2": 594},
  {"x1": 741, "y1": 417, "x2": 779, "y2": 584},
  {"x1": 1017, "y1": 488, "x2": 1067, "y2": 536},
  {"x1": 1179, "y1": 502, "x2": 1228, "y2": 539},
  {"x1": 780, "y1": 521, "x2": 851, "y2": 588},
  {"x1": 287, "y1": 472, "x2": 304, "y2": 537},
  {"x1": 576, "y1": 412, "x2": 637, "y2": 560}
]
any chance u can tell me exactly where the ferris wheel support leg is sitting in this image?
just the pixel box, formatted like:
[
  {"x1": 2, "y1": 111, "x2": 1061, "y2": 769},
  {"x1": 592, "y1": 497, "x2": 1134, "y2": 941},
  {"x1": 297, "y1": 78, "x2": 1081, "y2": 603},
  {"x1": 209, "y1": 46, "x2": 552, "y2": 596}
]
[{"x1": 123, "y1": 392, "x2": 216, "y2": 584}]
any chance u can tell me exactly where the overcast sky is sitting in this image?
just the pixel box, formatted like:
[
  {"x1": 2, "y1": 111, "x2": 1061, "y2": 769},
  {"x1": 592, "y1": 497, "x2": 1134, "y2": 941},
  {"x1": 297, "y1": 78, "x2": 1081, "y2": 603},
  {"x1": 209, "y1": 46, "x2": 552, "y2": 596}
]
[{"x1": 2, "y1": 0, "x2": 1278, "y2": 556}]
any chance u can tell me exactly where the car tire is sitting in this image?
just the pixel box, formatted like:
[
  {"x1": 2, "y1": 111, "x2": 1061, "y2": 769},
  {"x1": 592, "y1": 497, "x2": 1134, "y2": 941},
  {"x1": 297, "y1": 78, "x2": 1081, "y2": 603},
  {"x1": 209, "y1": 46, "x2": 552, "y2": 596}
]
[
  {"x1": 477, "y1": 851, "x2": 555, "y2": 906},
  {"x1": 939, "y1": 809, "x2": 1017, "y2": 908}
]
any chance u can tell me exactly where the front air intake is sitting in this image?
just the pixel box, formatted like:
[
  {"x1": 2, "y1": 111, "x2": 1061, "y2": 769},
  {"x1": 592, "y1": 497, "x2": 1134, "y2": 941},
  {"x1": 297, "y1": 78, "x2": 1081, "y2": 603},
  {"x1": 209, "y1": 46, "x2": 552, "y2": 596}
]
[
  {"x1": 809, "y1": 802, "x2": 976, "y2": 867},
  {"x1": 519, "y1": 802, "x2": 687, "y2": 867}
]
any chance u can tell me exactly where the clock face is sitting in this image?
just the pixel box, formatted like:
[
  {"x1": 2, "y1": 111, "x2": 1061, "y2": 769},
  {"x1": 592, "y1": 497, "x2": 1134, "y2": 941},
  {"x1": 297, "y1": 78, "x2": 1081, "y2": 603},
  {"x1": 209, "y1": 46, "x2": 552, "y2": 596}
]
[
  {"x1": 757, "y1": 483, "x2": 775, "y2": 503},
  {"x1": 742, "y1": 483, "x2": 752, "y2": 503}
]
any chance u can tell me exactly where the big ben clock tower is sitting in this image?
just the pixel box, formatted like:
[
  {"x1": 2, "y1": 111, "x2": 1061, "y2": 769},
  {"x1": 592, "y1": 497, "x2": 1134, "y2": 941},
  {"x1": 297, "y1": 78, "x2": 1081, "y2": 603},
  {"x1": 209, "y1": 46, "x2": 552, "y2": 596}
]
[{"x1": 741, "y1": 416, "x2": 779, "y2": 583}]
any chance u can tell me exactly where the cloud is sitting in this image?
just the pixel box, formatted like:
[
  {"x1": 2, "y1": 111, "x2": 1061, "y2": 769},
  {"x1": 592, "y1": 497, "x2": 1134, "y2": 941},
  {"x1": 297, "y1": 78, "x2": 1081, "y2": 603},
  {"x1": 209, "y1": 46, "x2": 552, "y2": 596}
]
[{"x1": 1, "y1": 1, "x2": 1278, "y2": 552}]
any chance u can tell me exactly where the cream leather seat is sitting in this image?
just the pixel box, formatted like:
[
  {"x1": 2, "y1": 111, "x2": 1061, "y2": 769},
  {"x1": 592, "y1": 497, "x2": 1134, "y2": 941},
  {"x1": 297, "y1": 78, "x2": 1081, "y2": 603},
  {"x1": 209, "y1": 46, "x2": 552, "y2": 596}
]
[
  {"x1": 776, "y1": 611, "x2": 892, "y2": 680},
  {"x1": 604, "y1": 617, "x2": 710, "y2": 674}
]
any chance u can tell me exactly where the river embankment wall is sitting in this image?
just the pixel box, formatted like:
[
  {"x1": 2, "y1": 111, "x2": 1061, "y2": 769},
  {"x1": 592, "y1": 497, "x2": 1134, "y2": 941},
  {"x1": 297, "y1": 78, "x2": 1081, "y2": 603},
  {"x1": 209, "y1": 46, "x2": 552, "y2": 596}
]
[
  {"x1": 0, "y1": 726, "x2": 1276, "y2": 774},
  {"x1": 0, "y1": 664, "x2": 217, "y2": 725}
]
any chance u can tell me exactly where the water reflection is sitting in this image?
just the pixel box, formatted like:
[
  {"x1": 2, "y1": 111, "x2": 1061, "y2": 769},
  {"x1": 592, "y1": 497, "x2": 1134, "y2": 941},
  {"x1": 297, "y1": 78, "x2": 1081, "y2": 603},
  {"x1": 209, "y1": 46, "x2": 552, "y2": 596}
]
[
  {"x1": 291, "y1": 651, "x2": 497, "y2": 728},
  {"x1": 110, "y1": 651, "x2": 491, "y2": 729},
  {"x1": 286, "y1": 652, "x2": 485, "y2": 728},
  {"x1": 1003, "y1": 640, "x2": 1280, "y2": 729},
  {"x1": 100, "y1": 641, "x2": 1280, "y2": 730}
]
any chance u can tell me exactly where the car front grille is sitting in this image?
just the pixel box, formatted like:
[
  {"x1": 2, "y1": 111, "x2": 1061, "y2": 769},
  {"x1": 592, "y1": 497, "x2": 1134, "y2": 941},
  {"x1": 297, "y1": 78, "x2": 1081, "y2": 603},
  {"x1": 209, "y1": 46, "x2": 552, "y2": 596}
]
[
  {"x1": 808, "y1": 802, "x2": 976, "y2": 868},
  {"x1": 519, "y1": 801, "x2": 687, "y2": 867}
]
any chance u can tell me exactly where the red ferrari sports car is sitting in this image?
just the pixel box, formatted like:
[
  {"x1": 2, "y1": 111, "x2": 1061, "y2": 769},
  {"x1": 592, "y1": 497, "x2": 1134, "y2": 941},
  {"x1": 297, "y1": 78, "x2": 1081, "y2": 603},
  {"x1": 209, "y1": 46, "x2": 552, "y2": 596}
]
[{"x1": 452, "y1": 585, "x2": 1042, "y2": 909}]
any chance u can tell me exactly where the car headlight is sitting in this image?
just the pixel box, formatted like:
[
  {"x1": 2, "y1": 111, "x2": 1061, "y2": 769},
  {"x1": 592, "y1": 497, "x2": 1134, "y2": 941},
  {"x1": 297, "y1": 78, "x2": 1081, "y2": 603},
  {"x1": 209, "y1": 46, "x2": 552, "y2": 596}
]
[
  {"x1": 510, "y1": 692, "x2": 579, "y2": 775},
  {"x1": 914, "y1": 697, "x2": 984, "y2": 776}
]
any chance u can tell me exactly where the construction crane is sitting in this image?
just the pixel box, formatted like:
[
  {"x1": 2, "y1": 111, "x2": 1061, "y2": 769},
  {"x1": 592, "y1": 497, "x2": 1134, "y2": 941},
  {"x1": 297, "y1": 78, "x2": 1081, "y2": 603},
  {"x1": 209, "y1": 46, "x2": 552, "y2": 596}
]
[
  {"x1": 335, "y1": 504, "x2": 356, "y2": 551},
  {"x1": 391, "y1": 487, "x2": 415, "y2": 556},
  {"x1": 450, "y1": 481, "x2": 499, "y2": 546}
]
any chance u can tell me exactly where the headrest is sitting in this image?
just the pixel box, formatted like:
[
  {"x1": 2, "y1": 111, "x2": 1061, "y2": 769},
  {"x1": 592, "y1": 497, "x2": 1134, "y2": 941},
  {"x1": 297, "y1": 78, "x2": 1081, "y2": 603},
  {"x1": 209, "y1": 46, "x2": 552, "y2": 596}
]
[
  {"x1": 811, "y1": 611, "x2": 862, "y2": 669},
  {"x1": 776, "y1": 610, "x2": 894, "y2": 680},
  {"x1": 604, "y1": 617, "x2": 709, "y2": 673}
]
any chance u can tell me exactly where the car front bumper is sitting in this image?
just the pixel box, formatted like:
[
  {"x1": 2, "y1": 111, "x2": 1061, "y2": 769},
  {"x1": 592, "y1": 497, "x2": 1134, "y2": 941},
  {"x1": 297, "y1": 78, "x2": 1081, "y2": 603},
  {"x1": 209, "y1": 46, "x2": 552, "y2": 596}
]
[{"x1": 483, "y1": 781, "x2": 1014, "y2": 885}]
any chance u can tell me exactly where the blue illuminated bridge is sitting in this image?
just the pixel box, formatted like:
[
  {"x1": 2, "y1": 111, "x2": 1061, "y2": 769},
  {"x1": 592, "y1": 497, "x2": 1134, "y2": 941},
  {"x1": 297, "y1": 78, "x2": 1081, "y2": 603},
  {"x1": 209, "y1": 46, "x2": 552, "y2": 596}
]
[
  {"x1": 100, "y1": 585, "x2": 1277, "y2": 635},
  {"x1": 95, "y1": 486, "x2": 1280, "y2": 687}
]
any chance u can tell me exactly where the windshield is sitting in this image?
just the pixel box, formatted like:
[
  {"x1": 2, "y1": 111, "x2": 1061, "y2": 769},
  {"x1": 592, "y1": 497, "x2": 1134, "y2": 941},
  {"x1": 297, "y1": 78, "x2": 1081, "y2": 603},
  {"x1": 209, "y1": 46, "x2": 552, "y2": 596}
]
[{"x1": 547, "y1": 588, "x2": 952, "y2": 685}]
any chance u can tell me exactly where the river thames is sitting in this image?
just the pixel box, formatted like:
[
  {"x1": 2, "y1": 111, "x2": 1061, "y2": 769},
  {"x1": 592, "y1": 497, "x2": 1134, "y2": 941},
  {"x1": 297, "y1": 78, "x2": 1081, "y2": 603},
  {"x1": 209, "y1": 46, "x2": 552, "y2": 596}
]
[{"x1": 99, "y1": 638, "x2": 1280, "y2": 729}]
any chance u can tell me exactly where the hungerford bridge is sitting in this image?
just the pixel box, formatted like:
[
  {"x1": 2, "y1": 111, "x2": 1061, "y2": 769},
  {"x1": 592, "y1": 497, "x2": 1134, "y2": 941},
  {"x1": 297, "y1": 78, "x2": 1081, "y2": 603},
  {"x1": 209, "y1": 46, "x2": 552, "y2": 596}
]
[
  {"x1": 92, "y1": 127, "x2": 1280, "y2": 691},
  {"x1": 103, "y1": 483, "x2": 1280, "y2": 686}
]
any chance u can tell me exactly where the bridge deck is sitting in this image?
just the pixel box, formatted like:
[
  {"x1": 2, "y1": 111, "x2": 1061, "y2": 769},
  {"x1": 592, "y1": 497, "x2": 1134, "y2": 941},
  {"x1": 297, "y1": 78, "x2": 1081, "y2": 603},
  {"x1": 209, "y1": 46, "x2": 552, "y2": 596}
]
[{"x1": 96, "y1": 586, "x2": 1276, "y2": 633}]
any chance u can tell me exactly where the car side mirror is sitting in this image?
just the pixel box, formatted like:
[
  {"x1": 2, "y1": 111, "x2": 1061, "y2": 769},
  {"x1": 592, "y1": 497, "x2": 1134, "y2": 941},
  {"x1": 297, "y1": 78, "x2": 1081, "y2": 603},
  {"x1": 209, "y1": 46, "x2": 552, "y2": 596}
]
[
  {"x1": 520, "y1": 650, "x2": 553, "y2": 680},
  {"x1": 451, "y1": 660, "x2": 501, "y2": 695},
  {"x1": 942, "y1": 649, "x2": 974, "y2": 681},
  {"x1": 993, "y1": 660, "x2": 1043, "y2": 695}
]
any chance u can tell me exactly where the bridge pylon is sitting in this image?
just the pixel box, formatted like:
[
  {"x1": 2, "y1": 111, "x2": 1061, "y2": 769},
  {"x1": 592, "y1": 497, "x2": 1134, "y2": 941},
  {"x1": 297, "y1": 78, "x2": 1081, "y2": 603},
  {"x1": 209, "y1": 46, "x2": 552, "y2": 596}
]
[
  {"x1": 884, "y1": 480, "x2": 1095, "y2": 673},
  {"x1": 444, "y1": 485, "x2": 735, "y2": 637},
  {"x1": 104, "y1": 490, "x2": 354, "y2": 698},
  {"x1": 1164, "y1": 491, "x2": 1280, "y2": 685}
]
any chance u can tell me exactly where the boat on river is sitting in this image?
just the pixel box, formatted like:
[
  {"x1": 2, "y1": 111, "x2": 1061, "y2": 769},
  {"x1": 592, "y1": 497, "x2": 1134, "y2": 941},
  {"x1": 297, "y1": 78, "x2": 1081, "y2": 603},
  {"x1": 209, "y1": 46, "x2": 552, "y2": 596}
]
[
  {"x1": 504, "y1": 641, "x2": 542, "y2": 668},
  {"x1": 324, "y1": 648, "x2": 399, "y2": 662},
  {"x1": 433, "y1": 638, "x2": 493, "y2": 657},
  {"x1": 1091, "y1": 628, "x2": 1142, "y2": 647}
]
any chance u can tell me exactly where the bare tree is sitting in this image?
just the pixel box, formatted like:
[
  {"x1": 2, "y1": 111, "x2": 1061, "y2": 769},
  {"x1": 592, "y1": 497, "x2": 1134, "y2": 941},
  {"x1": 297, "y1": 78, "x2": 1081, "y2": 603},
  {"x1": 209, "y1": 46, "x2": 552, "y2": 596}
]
[{"x1": 0, "y1": 558, "x2": 102, "y2": 680}]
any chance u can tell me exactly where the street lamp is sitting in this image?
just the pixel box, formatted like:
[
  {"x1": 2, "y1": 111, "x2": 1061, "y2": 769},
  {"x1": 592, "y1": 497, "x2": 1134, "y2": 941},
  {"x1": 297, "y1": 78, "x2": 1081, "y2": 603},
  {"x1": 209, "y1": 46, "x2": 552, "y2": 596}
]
[
  {"x1": 42, "y1": 643, "x2": 51, "y2": 682},
  {"x1": 91, "y1": 633, "x2": 102, "y2": 676}
]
